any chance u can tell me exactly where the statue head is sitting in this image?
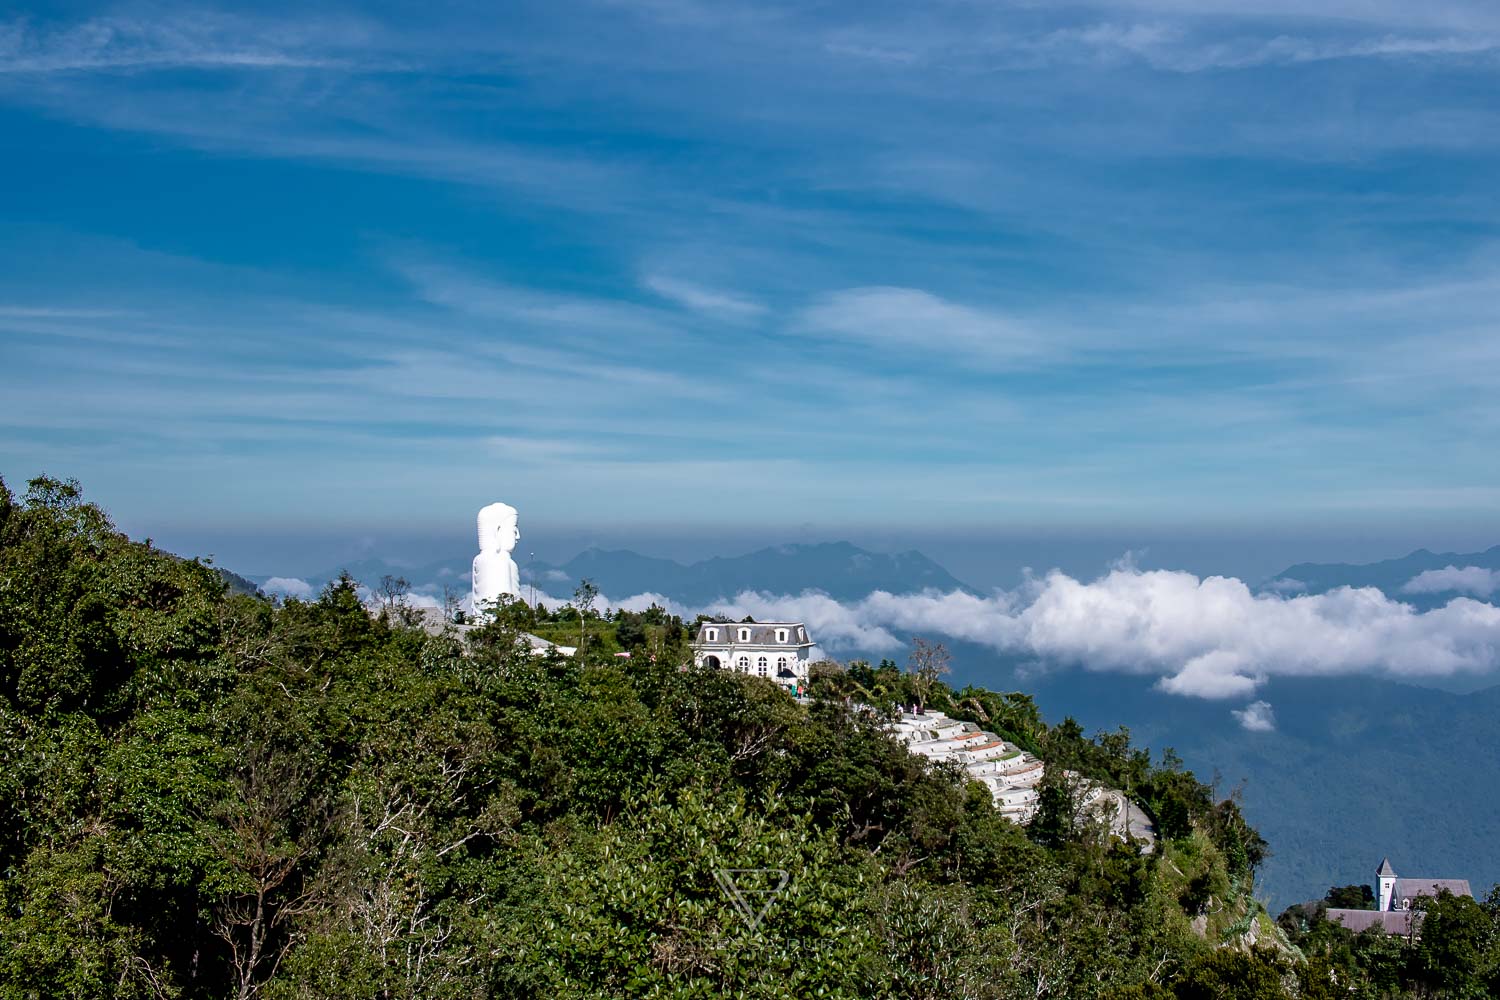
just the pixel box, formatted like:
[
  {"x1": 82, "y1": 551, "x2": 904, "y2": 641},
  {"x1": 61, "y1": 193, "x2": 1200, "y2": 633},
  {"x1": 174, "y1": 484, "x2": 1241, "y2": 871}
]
[{"x1": 476, "y1": 502, "x2": 520, "y2": 555}]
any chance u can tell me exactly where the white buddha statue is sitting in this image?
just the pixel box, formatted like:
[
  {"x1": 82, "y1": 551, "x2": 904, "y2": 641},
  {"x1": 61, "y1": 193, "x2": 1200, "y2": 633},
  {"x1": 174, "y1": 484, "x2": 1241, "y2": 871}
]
[{"x1": 471, "y1": 502, "x2": 521, "y2": 617}]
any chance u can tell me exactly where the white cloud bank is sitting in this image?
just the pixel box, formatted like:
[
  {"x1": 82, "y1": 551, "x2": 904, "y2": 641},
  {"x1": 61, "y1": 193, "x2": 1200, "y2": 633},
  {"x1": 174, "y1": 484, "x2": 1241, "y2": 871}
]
[
  {"x1": 261, "y1": 575, "x2": 449, "y2": 610},
  {"x1": 1403, "y1": 565, "x2": 1500, "y2": 598},
  {"x1": 261, "y1": 576, "x2": 315, "y2": 599},
  {"x1": 649, "y1": 566, "x2": 1500, "y2": 701},
  {"x1": 308, "y1": 562, "x2": 1500, "y2": 703},
  {"x1": 1232, "y1": 700, "x2": 1277, "y2": 733}
]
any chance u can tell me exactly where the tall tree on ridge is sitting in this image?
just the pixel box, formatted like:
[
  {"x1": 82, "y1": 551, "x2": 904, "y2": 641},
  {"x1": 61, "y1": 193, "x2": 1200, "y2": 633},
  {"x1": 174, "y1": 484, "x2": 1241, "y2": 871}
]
[
  {"x1": 575, "y1": 578, "x2": 598, "y2": 658},
  {"x1": 906, "y1": 637, "x2": 951, "y2": 714}
]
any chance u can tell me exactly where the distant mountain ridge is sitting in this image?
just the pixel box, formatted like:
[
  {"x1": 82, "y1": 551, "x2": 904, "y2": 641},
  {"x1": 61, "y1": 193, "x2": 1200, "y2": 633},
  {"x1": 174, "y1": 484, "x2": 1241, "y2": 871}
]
[
  {"x1": 550, "y1": 541, "x2": 970, "y2": 604},
  {"x1": 258, "y1": 540, "x2": 972, "y2": 607},
  {"x1": 1267, "y1": 544, "x2": 1500, "y2": 609}
]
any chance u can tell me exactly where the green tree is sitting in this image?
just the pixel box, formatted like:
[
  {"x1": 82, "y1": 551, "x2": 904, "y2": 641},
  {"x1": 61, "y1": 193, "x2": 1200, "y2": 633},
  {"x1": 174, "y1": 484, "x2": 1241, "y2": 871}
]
[
  {"x1": 0, "y1": 474, "x2": 1292, "y2": 1000},
  {"x1": 1172, "y1": 948, "x2": 1291, "y2": 999},
  {"x1": 1408, "y1": 890, "x2": 1494, "y2": 998},
  {"x1": 1326, "y1": 883, "x2": 1375, "y2": 910},
  {"x1": 573, "y1": 579, "x2": 598, "y2": 658}
]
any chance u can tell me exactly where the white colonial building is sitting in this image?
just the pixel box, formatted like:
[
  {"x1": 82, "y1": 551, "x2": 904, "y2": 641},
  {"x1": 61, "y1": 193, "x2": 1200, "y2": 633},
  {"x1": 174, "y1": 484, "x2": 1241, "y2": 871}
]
[{"x1": 692, "y1": 621, "x2": 817, "y2": 692}]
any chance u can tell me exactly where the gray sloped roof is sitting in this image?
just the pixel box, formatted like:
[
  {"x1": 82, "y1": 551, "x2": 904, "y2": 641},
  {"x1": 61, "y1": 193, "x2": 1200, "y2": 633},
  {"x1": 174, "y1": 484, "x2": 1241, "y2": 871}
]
[
  {"x1": 1377, "y1": 857, "x2": 1396, "y2": 877},
  {"x1": 1328, "y1": 909, "x2": 1416, "y2": 935},
  {"x1": 695, "y1": 622, "x2": 812, "y2": 645},
  {"x1": 1394, "y1": 878, "x2": 1472, "y2": 900}
]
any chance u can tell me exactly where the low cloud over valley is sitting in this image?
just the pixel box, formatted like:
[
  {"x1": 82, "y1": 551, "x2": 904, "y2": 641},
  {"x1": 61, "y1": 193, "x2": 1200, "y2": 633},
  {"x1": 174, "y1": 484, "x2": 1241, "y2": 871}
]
[{"x1": 576, "y1": 565, "x2": 1500, "y2": 703}]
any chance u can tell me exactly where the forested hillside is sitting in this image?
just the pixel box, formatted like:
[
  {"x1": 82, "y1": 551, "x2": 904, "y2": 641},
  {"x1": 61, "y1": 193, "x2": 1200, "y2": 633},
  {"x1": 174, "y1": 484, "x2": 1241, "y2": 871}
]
[
  {"x1": 991, "y1": 667, "x2": 1500, "y2": 909},
  {"x1": 2, "y1": 476, "x2": 1496, "y2": 999}
]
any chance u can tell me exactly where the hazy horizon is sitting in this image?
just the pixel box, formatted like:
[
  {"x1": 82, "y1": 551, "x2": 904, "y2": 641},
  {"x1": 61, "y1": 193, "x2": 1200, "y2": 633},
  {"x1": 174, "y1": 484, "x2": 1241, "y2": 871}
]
[{"x1": 104, "y1": 507, "x2": 1500, "y2": 591}]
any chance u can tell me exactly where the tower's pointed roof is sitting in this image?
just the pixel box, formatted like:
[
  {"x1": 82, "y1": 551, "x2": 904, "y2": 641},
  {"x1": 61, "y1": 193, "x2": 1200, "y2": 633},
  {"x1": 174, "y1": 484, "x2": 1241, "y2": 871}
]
[{"x1": 1377, "y1": 857, "x2": 1397, "y2": 877}]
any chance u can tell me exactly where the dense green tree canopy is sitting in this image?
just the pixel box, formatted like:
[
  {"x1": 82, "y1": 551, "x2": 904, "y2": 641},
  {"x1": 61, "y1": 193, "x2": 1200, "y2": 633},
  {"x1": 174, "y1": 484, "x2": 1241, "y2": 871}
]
[{"x1": 3, "y1": 475, "x2": 1488, "y2": 999}]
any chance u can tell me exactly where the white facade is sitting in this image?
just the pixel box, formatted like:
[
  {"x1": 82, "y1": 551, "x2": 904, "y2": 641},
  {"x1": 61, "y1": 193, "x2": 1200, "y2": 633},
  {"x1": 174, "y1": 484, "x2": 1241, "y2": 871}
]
[{"x1": 692, "y1": 621, "x2": 816, "y2": 692}]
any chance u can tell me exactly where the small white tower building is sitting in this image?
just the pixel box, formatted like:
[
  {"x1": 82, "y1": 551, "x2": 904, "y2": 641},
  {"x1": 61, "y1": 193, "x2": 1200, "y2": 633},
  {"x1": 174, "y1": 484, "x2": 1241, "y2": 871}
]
[{"x1": 1377, "y1": 857, "x2": 1398, "y2": 912}]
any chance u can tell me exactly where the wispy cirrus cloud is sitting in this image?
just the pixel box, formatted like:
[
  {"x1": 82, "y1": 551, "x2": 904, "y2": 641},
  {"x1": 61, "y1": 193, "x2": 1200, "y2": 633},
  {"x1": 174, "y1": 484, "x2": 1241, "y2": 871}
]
[
  {"x1": 5, "y1": 0, "x2": 1500, "y2": 545},
  {"x1": 0, "y1": 13, "x2": 372, "y2": 74},
  {"x1": 1022, "y1": 23, "x2": 1500, "y2": 73},
  {"x1": 642, "y1": 274, "x2": 766, "y2": 321},
  {"x1": 0, "y1": 305, "x2": 132, "y2": 318},
  {"x1": 799, "y1": 287, "x2": 1046, "y2": 367},
  {"x1": 823, "y1": 12, "x2": 1500, "y2": 74},
  {"x1": 392, "y1": 260, "x2": 678, "y2": 343},
  {"x1": 1081, "y1": 0, "x2": 1500, "y2": 34},
  {"x1": 0, "y1": 16, "x2": 635, "y2": 210}
]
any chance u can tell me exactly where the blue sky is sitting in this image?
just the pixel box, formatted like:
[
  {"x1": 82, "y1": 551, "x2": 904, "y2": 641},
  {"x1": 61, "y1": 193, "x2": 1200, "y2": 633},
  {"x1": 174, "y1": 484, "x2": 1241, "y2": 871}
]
[{"x1": 3, "y1": 0, "x2": 1500, "y2": 574}]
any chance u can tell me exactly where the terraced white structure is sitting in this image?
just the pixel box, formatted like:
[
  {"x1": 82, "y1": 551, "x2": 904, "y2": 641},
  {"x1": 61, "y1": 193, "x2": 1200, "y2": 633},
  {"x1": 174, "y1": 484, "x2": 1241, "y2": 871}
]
[
  {"x1": 888, "y1": 711, "x2": 1155, "y2": 846},
  {"x1": 890, "y1": 711, "x2": 1044, "y2": 822}
]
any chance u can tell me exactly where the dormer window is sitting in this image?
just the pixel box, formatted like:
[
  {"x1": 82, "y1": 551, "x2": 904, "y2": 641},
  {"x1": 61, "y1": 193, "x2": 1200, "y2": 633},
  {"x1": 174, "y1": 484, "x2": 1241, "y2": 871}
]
[
  {"x1": 776, "y1": 629, "x2": 788, "y2": 643},
  {"x1": 706, "y1": 628, "x2": 718, "y2": 642},
  {"x1": 798, "y1": 627, "x2": 806, "y2": 642},
  {"x1": 738, "y1": 627, "x2": 750, "y2": 642}
]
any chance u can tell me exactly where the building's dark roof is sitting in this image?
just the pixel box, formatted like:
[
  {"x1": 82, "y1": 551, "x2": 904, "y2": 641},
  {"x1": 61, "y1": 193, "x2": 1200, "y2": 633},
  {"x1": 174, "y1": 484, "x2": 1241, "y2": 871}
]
[
  {"x1": 694, "y1": 622, "x2": 813, "y2": 646},
  {"x1": 1328, "y1": 909, "x2": 1416, "y2": 936},
  {"x1": 1394, "y1": 878, "x2": 1472, "y2": 901},
  {"x1": 1377, "y1": 857, "x2": 1397, "y2": 877}
]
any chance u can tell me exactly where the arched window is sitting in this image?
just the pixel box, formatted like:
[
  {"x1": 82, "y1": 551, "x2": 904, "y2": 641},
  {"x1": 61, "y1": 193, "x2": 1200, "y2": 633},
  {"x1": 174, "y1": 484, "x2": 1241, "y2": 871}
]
[
  {"x1": 798, "y1": 627, "x2": 806, "y2": 642},
  {"x1": 757, "y1": 656, "x2": 768, "y2": 676},
  {"x1": 777, "y1": 656, "x2": 788, "y2": 672},
  {"x1": 738, "y1": 627, "x2": 751, "y2": 642},
  {"x1": 737, "y1": 655, "x2": 750, "y2": 670},
  {"x1": 706, "y1": 628, "x2": 718, "y2": 642},
  {"x1": 704, "y1": 655, "x2": 721, "y2": 669}
]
